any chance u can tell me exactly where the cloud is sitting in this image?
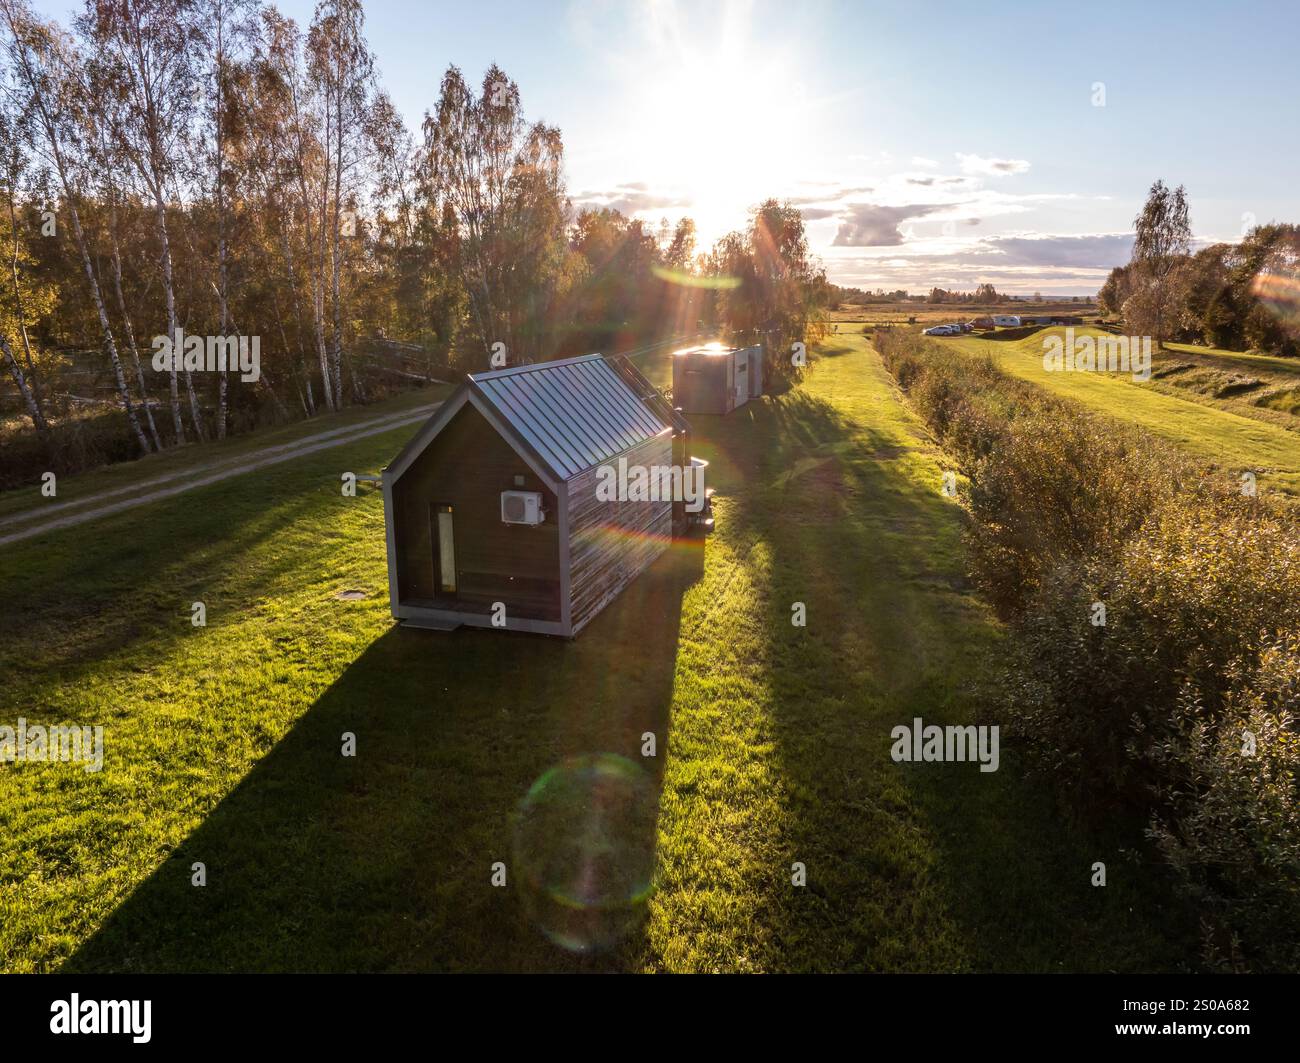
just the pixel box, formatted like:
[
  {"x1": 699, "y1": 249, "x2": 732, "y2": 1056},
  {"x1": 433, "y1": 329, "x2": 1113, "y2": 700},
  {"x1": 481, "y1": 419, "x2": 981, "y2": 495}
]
[
  {"x1": 571, "y1": 184, "x2": 690, "y2": 216},
  {"x1": 786, "y1": 185, "x2": 874, "y2": 206},
  {"x1": 911, "y1": 156, "x2": 939, "y2": 168},
  {"x1": 830, "y1": 231, "x2": 1133, "y2": 269},
  {"x1": 830, "y1": 259, "x2": 1112, "y2": 293},
  {"x1": 981, "y1": 232, "x2": 1134, "y2": 268},
  {"x1": 832, "y1": 203, "x2": 949, "y2": 247},
  {"x1": 823, "y1": 230, "x2": 1137, "y2": 292},
  {"x1": 956, "y1": 153, "x2": 1031, "y2": 177},
  {"x1": 798, "y1": 207, "x2": 840, "y2": 221}
]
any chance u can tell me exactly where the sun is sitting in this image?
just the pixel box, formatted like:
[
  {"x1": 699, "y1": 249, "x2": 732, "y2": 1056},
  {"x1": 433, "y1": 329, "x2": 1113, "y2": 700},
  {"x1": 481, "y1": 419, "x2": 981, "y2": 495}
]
[{"x1": 609, "y1": 8, "x2": 817, "y2": 246}]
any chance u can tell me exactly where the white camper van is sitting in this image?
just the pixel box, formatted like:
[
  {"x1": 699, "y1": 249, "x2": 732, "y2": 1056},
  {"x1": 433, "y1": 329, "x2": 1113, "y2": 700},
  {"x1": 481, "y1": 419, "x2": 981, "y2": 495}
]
[{"x1": 991, "y1": 314, "x2": 1022, "y2": 327}]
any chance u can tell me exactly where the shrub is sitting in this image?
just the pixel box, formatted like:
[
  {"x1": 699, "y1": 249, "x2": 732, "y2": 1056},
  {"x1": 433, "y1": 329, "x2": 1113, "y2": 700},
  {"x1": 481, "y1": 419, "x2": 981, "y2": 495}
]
[
  {"x1": 0, "y1": 411, "x2": 145, "y2": 490},
  {"x1": 1146, "y1": 638, "x2": 1300, "y2": 972},
  {"x1": 874, "y1": 327, "x2": 1300, "y2": 969}
]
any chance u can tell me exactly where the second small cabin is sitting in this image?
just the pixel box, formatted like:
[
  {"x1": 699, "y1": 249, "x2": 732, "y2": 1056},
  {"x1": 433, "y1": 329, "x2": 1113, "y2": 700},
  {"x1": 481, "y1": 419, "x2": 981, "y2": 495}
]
[{"x1": 671, "y1": 343, "x2": 763, "y2": 415}]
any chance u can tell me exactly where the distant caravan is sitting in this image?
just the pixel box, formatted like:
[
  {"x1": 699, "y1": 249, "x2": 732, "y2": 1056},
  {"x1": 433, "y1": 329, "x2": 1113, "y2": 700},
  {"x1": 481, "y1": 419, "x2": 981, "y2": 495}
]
[
  {"x1": 671, "y1": 342, "x2": 764, "y2": 415},
  {"x1": 990, "y1": 315, "x2": 1022, "y2": 328}
]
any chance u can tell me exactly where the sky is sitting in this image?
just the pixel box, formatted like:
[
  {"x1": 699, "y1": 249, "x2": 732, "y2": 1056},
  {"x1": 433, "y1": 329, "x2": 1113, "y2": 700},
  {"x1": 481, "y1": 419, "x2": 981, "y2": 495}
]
[{"x1": 35, "y1": 0, "x2": 1300, "y2": 294}]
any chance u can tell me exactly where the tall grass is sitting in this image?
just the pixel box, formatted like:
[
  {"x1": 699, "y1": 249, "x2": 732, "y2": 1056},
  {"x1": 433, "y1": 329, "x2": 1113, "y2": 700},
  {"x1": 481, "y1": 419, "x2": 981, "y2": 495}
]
[{"x1": 876, "y1": 328, "x2": 1300, "y2": 971}]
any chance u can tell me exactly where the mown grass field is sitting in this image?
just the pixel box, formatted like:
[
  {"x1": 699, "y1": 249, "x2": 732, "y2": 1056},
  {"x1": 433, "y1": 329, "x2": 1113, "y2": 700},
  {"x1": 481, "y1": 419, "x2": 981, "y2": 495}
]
[
  {"x1": 940, "y1": 327, "x2": 1300, "y2": 498},
  {"x1": 0, "y1": 335, "x2": 1194, "y2": 972}
]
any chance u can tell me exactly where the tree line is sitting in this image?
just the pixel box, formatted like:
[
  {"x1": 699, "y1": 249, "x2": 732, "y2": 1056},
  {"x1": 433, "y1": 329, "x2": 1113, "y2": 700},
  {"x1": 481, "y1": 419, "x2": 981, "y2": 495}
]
[
  {"x1": 926, "y1": 284, "x2": 1017, "y2": 305},
  {"x1": 830, "y1": 282, "x2": 1092, "y2": 306},
  {"x1": 1100, "y1": 180, "x2": 1299, "y2": 355},
  {"x1": 0, "y1": 0, "x2": 828, "y2": 479}
]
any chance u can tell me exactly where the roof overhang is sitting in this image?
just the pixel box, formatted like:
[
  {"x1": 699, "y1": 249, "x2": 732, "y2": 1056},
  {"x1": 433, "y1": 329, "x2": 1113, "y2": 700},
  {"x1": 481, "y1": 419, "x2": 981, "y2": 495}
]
[{"x1": 382, "y1": 383, "x2": 563, "y2": 494}]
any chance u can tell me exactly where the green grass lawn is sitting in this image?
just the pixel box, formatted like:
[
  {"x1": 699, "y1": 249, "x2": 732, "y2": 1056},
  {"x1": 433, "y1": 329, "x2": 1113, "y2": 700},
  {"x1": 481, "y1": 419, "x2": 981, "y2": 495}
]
[
  {"x1": 0, "y1": 335, "x2": 1194, "y2": 972},
  {"x1": 942, "y1": 327, "x2": 1300, "y2": 498}
]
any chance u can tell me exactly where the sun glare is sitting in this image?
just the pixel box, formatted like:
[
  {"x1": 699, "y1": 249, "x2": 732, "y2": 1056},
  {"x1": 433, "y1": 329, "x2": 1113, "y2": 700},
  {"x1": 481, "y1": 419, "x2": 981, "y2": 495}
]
[{"x1": 616, "y1": 7, "x2": 816, "y2": 245}]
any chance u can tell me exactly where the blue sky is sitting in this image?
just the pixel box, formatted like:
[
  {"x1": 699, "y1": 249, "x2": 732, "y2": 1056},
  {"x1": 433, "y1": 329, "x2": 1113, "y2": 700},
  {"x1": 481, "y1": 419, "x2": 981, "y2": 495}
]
[{"x1": 36, "y1": 0, "x2": 1300, "y2": 293}]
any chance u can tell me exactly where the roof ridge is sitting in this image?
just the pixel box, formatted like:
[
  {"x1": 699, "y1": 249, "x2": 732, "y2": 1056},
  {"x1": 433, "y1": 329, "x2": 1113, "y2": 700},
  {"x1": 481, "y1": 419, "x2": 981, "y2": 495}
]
[{"x1": 469, "y1": 352, "x2": 603, "y2": 382}]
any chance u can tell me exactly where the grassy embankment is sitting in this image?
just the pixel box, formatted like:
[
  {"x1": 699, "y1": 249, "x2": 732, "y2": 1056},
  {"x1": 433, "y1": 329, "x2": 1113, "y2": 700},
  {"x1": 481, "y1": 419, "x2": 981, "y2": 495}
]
[{"x1": 940, "y1": 326, "x2": 1300, "y2": 498}]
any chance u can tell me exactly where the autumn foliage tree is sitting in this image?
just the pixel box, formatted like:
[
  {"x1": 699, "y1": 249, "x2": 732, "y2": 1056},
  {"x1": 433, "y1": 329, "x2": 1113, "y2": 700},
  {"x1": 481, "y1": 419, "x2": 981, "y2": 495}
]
[
  {"x1": 0, "y1": 1, "x2": 831, "y2": 486},
  {"x1": 1124, "y1": 179, "x2": 1191, "y2": 349},
  {"x1": 710, "y1": 199, "x2": 829, "y2": 386},
  {"x1": 417, "y1": 64, "x2": 572, "y2": 369}
]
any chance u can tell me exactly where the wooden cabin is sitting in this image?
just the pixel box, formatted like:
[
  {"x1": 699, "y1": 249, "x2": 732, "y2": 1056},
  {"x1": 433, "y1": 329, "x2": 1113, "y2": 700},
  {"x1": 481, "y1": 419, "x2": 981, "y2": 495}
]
[
  {"x1": 671, "y1": 343, "x2": 763, "y2": 415},
  {"x1": 382, "y1": 354, "x2": 697, "y2": 637}
]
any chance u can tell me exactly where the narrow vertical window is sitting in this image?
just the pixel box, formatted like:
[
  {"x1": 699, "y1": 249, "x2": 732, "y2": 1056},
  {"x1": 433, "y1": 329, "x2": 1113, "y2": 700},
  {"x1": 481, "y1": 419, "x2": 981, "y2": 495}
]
[{"x1": 436, "y1": 505, "x2": 456, "y2": 594}]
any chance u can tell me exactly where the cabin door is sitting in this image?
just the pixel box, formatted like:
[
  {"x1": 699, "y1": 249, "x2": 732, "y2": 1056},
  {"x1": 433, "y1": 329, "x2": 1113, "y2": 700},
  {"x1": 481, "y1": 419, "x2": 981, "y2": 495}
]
[{"x1": 431, "y1": 503, "x2": 457, "y2": 596}]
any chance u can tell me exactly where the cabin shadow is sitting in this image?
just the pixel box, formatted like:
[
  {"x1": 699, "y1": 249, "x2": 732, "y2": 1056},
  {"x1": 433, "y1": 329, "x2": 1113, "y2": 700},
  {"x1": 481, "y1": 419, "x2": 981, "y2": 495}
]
[
  {"x1": 66, "y1": 541, "x2": 701, "y2": 973},
  {"x1": 813, "y1": 343, "x2": 855, "y2": 359},
  {"x1": 2, "y1": 409, "x2": 434, "y2": 697},
  {"x1": 703, "y1": 380, "x2": 1194, "y2": 971},
  {"x1": 3, "y1": 480, "x2": 342, "y2": 692}
]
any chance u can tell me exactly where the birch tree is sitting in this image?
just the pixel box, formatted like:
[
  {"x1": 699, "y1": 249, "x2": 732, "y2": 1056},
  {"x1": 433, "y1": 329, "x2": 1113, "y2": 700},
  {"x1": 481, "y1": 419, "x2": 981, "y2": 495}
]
[
  {"x1": 80, "y1": 65, "x2": 163, "y2": 449},
  {"x1": 82, "y1": 0, "x2": 203, "y2": 442},
  {"x1": 248, "y1": 8, "x2": 320, "y2": 413},
  {"x1": 0, "y1": 0, "x2": 151, "y2": 453},
  {"x1": 0, "y1": 79, "x2": 49, "y2": 432},
  {"x1": 1126, "y1": 179, "x2": 1191, "y2": 349},
  {"x1": 197, "y1": 0, "x2": 256, "y2": 438},
  {"x1": 308, "y1": 0, "x2": 375, "y2": 406},
  {"x1": 264, "y1": 8, "x2": 333, "y2": 411},
  {"x1": 419, "y1": 64, "x2": 570, "y2": 368}
]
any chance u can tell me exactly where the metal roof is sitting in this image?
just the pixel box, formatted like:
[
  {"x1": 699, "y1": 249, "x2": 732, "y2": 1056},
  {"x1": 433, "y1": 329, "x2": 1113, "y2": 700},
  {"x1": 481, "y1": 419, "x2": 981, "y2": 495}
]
[{"x1": 469, "y1": 354, "x2": 672, "y2": 481}]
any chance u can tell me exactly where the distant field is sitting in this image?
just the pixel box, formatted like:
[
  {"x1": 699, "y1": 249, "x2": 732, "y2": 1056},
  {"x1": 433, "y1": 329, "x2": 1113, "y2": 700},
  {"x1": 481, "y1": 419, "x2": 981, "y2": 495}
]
[
  {"x1": 938, "y1": 326, "x2": 1300, "y2": 498},
  {"x1": 827, "y1": 302, "x2": 1098, "y2": 326}
]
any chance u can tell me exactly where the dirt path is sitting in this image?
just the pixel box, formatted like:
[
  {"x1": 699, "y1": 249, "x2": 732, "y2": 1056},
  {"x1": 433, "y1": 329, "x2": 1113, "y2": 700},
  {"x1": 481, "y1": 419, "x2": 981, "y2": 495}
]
[{"x1": 0, "y1": 404, "x2": 439, "y2": 548}]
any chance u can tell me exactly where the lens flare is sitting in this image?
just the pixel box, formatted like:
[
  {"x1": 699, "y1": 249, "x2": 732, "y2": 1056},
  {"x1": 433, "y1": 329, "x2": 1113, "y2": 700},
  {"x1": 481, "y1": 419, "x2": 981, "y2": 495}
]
[
  {"x1": 512, "y1": 753, "x2": 658, "y2": 953},
  {"x1": 1250, "y1": 268, "x2": 1300, "y2": 334},
  {"x1": 651, "y1": 264, "x2": 741, "y2": 289}
]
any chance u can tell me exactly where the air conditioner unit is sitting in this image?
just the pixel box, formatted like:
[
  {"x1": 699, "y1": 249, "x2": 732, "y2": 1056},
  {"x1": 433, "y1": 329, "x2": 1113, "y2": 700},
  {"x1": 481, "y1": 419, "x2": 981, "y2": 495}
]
[{"x1": 501, "y1": 490, "x2": 544, "y2": 526}]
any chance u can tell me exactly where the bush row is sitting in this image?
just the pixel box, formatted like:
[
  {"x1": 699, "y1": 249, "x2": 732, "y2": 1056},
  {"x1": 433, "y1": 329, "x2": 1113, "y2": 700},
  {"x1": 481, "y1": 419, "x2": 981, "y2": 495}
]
[{"x1": 875, "y1": 328, "x2": 1300, "y2": 971}]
